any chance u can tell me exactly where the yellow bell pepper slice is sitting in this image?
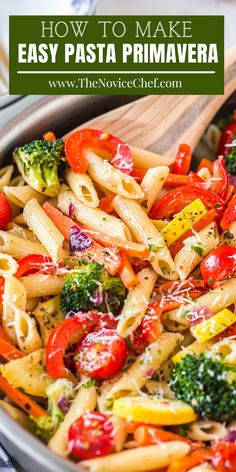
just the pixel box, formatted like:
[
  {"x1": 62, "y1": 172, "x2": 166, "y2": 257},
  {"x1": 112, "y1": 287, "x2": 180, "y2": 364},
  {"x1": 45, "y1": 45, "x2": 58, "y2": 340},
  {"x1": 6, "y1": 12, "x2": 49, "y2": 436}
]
[
  {"x1": 113, "y1": 396, "x2": 197, "y2": 425},
  {"x1": 172, "y1": 340, "x2": 213, "y2": 363},
  {"x1": 161, "y1": 198, "x2": 207, "y2": 246},
  {"x1": 190, "y1": 308, "x2": 236, "y2": 343}
]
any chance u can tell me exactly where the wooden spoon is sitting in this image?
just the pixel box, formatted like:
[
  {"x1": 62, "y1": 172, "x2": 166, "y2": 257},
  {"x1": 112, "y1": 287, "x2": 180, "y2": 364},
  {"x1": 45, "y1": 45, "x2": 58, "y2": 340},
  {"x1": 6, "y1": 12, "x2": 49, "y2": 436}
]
[{"x1": 66, "y1": 46, "x2": 236, "y2": 163}]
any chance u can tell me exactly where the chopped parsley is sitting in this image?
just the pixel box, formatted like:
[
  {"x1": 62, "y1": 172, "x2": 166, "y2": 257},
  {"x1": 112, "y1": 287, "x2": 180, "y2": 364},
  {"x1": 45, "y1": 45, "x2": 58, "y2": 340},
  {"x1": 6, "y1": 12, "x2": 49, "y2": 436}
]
[{"x1": 191, "y1": 245, "x2": 204, "y2": 257}]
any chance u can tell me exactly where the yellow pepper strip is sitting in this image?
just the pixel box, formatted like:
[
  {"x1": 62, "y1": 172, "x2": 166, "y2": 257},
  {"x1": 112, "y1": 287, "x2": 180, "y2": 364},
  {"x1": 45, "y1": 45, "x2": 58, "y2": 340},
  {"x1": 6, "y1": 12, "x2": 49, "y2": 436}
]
[
  {"x1": 172, "y1": 340, "x2": 214, "y2": 364},
  {"x1": 190, "y1": 308, "x2": 236, "y2": 343},
  {"x1": 161, "y1": 198, "x2": 207, "y2": 247},
  {"x1": 152, "y1": 220, "x2": 168, "y2": 231},
  {"x1": 113, "y1": 396, "x2": 197, "y2": 425}
]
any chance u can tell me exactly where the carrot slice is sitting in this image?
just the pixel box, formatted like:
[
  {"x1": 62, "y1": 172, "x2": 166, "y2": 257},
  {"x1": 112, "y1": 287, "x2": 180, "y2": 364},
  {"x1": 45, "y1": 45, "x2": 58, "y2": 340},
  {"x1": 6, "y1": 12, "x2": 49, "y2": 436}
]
[
  {"x1": 98, "y1": 194, "x2": 115, "y2": 214},
  {"x1": 0, "y1": 336, "x2": 24, "y2": 362},
  {"x1": 43, "y1": 131, "x2": 56, "y2": 141},
  {"x1": 134, "y1": 425, "x2": 189, "y2": 446},
  {"x1": 169, "y1": 209, "x2": 217, "y2": 258},
  {"x1": 119, "y1": 251, "x2": 138, "y2": 289},
  {"x1": 0, "y1": 375, "x2": 47, "y2": 417},
  {"x1": 43, "y1": 202, "x2": 149, "y2": 258}
]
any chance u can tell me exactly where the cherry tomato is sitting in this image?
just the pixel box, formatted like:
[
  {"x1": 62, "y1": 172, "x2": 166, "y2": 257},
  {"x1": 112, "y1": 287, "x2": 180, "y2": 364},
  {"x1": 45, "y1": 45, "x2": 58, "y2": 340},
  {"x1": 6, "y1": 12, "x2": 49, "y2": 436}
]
[
  {"x1": 221, "y1": 194, "x2": 236, "y2": 230},
  {"x1": 96, "y1": 312, "x2": 118, "y2": 330},
  {"x1": 172, "y1": 144, "x2": 191, "y2": 175},
  {"x1": 200, "y1": 245, "x2": 236, "y2": 288},
  {"x1": 218, "y1": 117, "x2": 236, "y2": 157},
  {"x1": 211, "y1": 156, "x2": 229, "y2": 200},
  {"x1": 149, "y1": 186, "x2": 224, "y2": 219},
  {"x1": 15, "y1": 254, "x2": 54, "y2": 278},
  {"x1": 0, "y1": 193, "x2": 11, "y2": 229},
  {"x1": 46, "y1": 311, "x2": 98, "y2": 380},
  {"x1": 68, "y1": 412, "x2": 114, "y2": 460},
  {"x1": 65, "y1": 128, "x2": 133, "y2": 174},
  {"x1": 74, "y1": 328, "x2": 127, "y2": 380}
]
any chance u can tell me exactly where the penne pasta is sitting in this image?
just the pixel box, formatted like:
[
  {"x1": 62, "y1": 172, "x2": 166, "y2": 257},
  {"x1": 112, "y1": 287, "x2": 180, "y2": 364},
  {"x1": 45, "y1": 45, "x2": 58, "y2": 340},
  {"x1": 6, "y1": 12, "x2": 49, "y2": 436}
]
[
  {"x1": 24, "y1": 199, "x2": 64, "y2": 261},
  {"x1": 0, "y1": 165, "x2": 14, "y2": 191},
  {"x1": 0, "y1": 230, "x2": 48, "y2": 259},
  {"x1": 187, "y1": 420, "x2": 227, "y2": 441},
  {"x1": 4, "y1": 185, "x2": 47, "y2": 208},
  {"x1": 80, "y1": 441, "x2": 190, "y2": 472},
  {"x1": 174, "y1": 222, "x2": 219, "y2": 280},
  {"x1": 65, "y1": 168, "x2": 99, "y2": 208},
  {"x1": 117, "y1": 268, "x2": 157, "y2": 337},
  {"x1": 84, "y1": 149, "x2": 144, "y2": 200},
  {"x1": 220, "y1": 220, "x2": 236, "y2": 247},
  {"x1": 49, "y1": 384, "x2": 97, "y2": 455},
  {"x1": 7, "y1": 223, "x2": 38, "y2": 242},
  {"x1": 113, "y1": 195, "x2": 177, "y2": 279},
  {"x1": 164, "y1": 278, "x2": 236, "y2": 326},
  {"x1": 141, "y1": 166, "x2": 169, "y2": 212},
  {"x1": 58, "y1": 184, "x2": 132, "y2": 241},
  {"x1": 33, "y1": 296, "x2": 64, "y2": 346},
  {"x1": 101, "y1": 333, "x2": 183, "y2": 406},
  {"x1": 14, "y1": 309, "x2": 42, "y2": 353},
  {"x1": 2, "y1": 276, "x2": 27, "y2": 343},
  {"x1": 20, "y1": 274, "x2": 65, "y2": 299},
  {"x1": 130, "y1": 146, "x2": 175, "y2": 168},
  {"x1": 0, "y1": 252, "x2": 18, "y2": 277}
]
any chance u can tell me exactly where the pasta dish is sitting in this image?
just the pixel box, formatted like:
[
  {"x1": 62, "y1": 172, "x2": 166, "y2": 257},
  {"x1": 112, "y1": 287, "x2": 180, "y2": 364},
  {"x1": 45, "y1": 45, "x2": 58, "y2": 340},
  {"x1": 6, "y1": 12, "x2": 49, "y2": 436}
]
[{"x1": 0, "y1": 119, "x2": 235, "y2": 472}]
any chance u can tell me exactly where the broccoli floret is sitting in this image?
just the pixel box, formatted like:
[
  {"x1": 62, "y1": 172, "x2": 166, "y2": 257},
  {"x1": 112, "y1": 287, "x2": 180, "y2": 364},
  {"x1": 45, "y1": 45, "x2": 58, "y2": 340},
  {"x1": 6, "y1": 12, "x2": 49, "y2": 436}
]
[
  {"x1": 13, "y1": 139, "x2": 65, "y2": 196},
  {"x1": 225, "y1": 140, "x2": 236, "y2": 175},
  {"x1": 30, "y1": 379, "x2": 73, "y2": 443},
  {"x1": 170, "y1": 353, "x2": 236, "y2": 422},
  {"x1": 60, "y1": 261, "x2": 126, "y2": 315}
]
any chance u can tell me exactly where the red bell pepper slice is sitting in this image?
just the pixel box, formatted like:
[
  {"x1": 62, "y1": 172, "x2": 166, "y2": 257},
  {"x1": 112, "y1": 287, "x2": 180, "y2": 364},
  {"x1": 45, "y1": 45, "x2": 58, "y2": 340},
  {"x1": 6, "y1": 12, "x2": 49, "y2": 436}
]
[
  {"x1": 15, "y1": 254, "x2": 55, "y2": 278},
  {"x1": 220, "y1": 194, "x2": 236, "y2": 230},
  {"x1": 46, "y1": 311, "x2": 98, "y2": 380},
  {"x1": 171, "y1": 144, "x2": 191, "y2": 175},
  {"x1": 130, "y1": 168, "x2": 146, "y2": 182},
  {"x1": 149, "y1": 185, "x2": 225, "y2": 219},
  {"x1": 211, "y1": 156, "x2": 229, "y2": 200},
  {"x1": 197, "y1": 158, "x2": 213, "y2": 174},
  {"x1": 218, "y1": 116, "x2": 236, "y2": 156},
  {"x1": 65, "y1": 128, "x2": 133, "y2": 175}
]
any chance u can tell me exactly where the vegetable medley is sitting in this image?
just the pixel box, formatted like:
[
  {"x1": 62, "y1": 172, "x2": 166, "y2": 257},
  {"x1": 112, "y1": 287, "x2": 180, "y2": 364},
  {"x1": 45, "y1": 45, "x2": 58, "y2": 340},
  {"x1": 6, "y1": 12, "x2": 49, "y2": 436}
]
[{"x1": 0, "y1": 119, "x2": 235, "y2": 472}]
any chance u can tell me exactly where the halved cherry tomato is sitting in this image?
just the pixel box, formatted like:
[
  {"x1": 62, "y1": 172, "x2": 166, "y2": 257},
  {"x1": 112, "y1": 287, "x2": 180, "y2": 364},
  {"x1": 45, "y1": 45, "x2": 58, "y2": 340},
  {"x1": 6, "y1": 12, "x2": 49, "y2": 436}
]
[
  {"x1": 211, "y1": 156, "x2": 229, "y2": 200},
  {"x1": 46, "y1": 312, "x2": 98, "y2": 380},
  {"x1": 68, "y1": 412, "x2": 114, "y2": 460},
  {"x1": 221, "y1": 194, "x2": 236, "y2": 230},
  {"x1": 149, "y1": 185, "x2": 225, "y2": 219},
  {"x1": 171, "y1": 144, "x2": 191, "y2": 175},
  {"x1": 65, "y1": 129, "x2": 133, "y2": 174},
  {"x1": 15, "y1": 254, "x2": 54, "y2": 278},
  {"x1": 74, "y1": 328, "x2": 127, "y2": 380},
  {"x1": 212, "y1": 442, "x2": 236, "y2": 472},
  {"x1": 95, "y1": 312, "x2": 118, "y2": 330},
  {"x1": 200, "y1": 245, "x2": 236, "y2": 288},
  {"x1": 128, "y1": 329, "x2": 148, "y2": 354},
  {"x1": 0, "y1": 193, "x2": 11, "y2": 229},
  {"x1": 197, "y1": 158, "x2": 213, "y2": 174}
]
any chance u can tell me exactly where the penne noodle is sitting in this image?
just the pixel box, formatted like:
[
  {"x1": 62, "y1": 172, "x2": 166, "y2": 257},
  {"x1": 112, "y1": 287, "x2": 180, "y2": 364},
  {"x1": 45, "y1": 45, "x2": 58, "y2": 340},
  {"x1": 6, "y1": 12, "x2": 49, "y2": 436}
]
[
  {"x1": 58, "y1": 184, "x2": 132, "y2": 241},
  {"x1": 80, "y1": 441, "x2": 190, "y2": 472},
  {"x1": 203, "y1": 124, "x2": 221, "y2": 153},
  {"x1": 0, "y1": 165, "x2": 14, "y2": 191},
  {"x1": 49, "y1": 384, "x2": 97, "y2": 455},
  {"x1": 130, "y1": 146, "x2": 175, "y2": 168},
  {"x1": 197, "y1": 167, "x2": 212, "y2": 181},
  {"x1": 2, "y1": 276, "x2": 26, "y2": 343},
  {"x1": 117, "y1": 268, "x2": 157, "y2": 337},
  {"x1": 113, "y1": 195, "x2": 177, "y2": 280},
  {"x1": 65, "y1": 168, "x2": 99, "y2": 208},
  {"x1": 14, "y1": 309, "x2": 42, "y2": 353},
  {"x1": 24, "y1": 199, "x2": 64, "y2": 261},
  {"x1": 164, "y1": 278, "x2": 236, "y2": 326},
  {"x1": 20, "y1": 274, "x2": 65, "y2": 298},
  {"x1": 4, "y1": 185, "x2": 47, "y2": 208},
  {"x1": 0, "y1": 230, "x2": 48, "y2": 259},
  {"x1": 10, "y1": 175, "x2": 25, "y2": 187},
  {"x1": 141, "y1": 166, "x2": 169, "y2": 212},
  {"x1": 33, "y1": 296, "x2": 64, "y2": 346},
  {"x1": 84, "y1": 149, "x2": 144, "y2": 200},
  {"x1": 174, "y1": 222, "x2": 219, "y2": 280},
  {"x1": 187, "y1": 420, "x2": 227, "y2": 442},
  {"x1": 7, "y1": 223, "x2": 38, "y2": 242},
  {"x1": 101, "y1": 333, "x2": 183, "y2": 405},
  {"x1": 0, "y1": 252, "x2": 18, "y2": 277}
]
